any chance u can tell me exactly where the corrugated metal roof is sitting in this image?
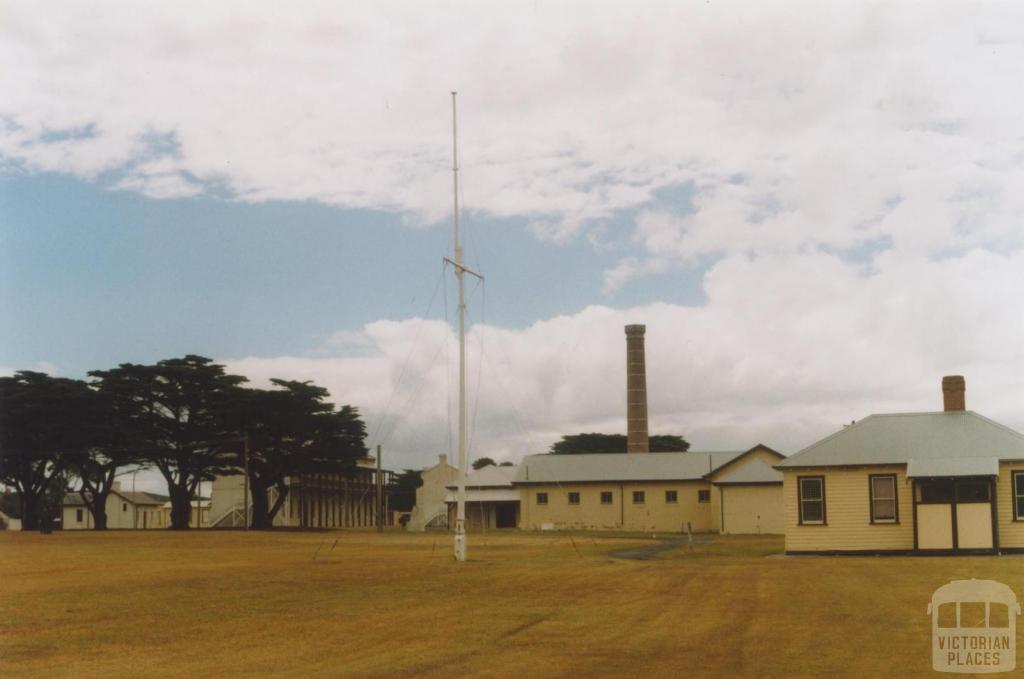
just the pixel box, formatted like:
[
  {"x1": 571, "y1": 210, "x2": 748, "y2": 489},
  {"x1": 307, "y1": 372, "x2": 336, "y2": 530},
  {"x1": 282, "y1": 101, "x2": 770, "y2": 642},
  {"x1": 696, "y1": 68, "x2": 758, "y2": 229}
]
[
  {"x1": 513, "y1": 451, "x2": 744, "y2": 484},
  {"x1": 448, "y1": 465, "x2": 517, "y2": 489},
  {"x1": 906, "y1": 457, "x2": 1000, "y2": 478},
  {"x1": 712, "y1": 459, "x2": 783, "y2": 485},
  {"x1": 444, "y1": 489, "x2": 520, "y2": 503},
  {"x1": 776, "y1": 411, "x2": 1024, "y2": 469}
]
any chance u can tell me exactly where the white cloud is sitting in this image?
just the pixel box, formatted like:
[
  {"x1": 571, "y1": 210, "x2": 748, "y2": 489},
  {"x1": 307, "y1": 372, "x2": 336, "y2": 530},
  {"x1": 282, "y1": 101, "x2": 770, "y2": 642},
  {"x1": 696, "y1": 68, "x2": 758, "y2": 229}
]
[
  {"x1": 4, "y1": 1, "x2": 1024, "y2": 256},
  {"x1": 222, "y1": 248, "x2": 1024, "y2": 470}
]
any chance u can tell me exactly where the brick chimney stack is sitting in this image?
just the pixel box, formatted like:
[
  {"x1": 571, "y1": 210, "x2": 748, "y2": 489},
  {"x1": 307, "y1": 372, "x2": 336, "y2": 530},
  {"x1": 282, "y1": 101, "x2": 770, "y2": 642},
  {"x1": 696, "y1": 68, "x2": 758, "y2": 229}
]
[
  {"x1": 625, "y1": 324, "x2": 650, "y2": 453},
  {"x1": 942, "y1": 375, "x2": 966, "y2": 411}
]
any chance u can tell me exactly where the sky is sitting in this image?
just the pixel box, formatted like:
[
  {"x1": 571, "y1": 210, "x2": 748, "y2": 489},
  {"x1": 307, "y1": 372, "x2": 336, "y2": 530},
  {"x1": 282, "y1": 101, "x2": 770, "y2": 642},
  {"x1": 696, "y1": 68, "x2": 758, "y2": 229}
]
[{"x1": 4, "y1": 2, "x2": 1024, "y2": 491}]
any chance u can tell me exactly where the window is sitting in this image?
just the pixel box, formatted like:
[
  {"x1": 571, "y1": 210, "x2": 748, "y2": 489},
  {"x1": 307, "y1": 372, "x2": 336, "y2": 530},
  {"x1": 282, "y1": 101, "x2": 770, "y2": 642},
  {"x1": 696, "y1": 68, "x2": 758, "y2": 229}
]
[
  {"x1": 798, "y1": 477, "x2": 825, "y2": 524},
  {"x1": 869, "y1": 474, "x2": 898, "y2": 523},
  {"x1": 632, "y1": 491, "x2": 645, "y2": 504},
  {"x1": 665, "y1": 490, "x2": 678, "y2": 504},
  {"x1": 76, "y1": 509, "x2": 83, "y2": 522},
  {"x1": 1014, "y1": 471, "x2": 1024, "y2": 521},
  {"x1": 567, "y1": 492, "x2": 580, "y2": 505},
  {"x1": 122, "y1": 503, "x2": 128, "y2": 512},
  {"x1": 956, "y1": 479, "x2": 990, "y2": 503},
  {"x1": 536, "y1": 492, "x2": 548, "y2": 506},
  {"x1": 697, "y1": 489, "x2": 711, "y2": 503},
  {"x1": 600, "y1": 491, "x2": 613, "y2": 504},
  {"x1": 919, "y1": 479, "x2": 954, "y2": 503}
]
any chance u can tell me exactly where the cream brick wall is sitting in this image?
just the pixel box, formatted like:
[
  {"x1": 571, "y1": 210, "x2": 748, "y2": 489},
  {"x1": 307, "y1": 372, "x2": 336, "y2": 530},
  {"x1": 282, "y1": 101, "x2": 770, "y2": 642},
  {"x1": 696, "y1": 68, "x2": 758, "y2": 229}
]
[
  {"x1": 519, "y1": 481, "x2": 716, "y2": 533},
  {"x1": 719, "y1": 485, "x2": 784, "y2": 534},
  {"x1": 782, "y1": 466, "x2": 915, "y2": 552}
]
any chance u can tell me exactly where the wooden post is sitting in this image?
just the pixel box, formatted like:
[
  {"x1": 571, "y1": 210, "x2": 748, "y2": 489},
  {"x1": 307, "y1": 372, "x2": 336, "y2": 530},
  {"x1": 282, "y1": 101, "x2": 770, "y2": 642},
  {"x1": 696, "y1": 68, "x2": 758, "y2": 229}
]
[
  {"x1": 243, "y1": 432, "x2": 250, "y2": 530},
  {"x1": 376, "y1": 445, "x2": 383, "y2": 533}
]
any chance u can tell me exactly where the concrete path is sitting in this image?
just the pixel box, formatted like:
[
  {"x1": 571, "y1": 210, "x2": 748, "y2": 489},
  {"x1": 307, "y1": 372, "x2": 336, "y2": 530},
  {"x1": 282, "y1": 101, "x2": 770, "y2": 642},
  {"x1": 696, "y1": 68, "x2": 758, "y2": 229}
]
[{"x1": 609, "y1": 535, "x2": 715, "y2": 560}]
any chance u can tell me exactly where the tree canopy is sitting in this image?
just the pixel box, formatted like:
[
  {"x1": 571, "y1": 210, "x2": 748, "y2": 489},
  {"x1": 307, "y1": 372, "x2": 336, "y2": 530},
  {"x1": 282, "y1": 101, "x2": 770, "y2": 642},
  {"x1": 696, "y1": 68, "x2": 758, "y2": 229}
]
[
  {"x1": 549, "y1": 433, "x2": 690, "y2": 454},
  {"x1": 0, "y1": 371, "x2": 101, "y2": 530},
  {"x1": 226, "y1": 379, "x2": 367, "y2": 528},
  {"x1": 472, "y1": 457, "x2": 496, "y2": 470},
  {"x1": 89, "y1": 356, "x2": 247, "y2": 529}
]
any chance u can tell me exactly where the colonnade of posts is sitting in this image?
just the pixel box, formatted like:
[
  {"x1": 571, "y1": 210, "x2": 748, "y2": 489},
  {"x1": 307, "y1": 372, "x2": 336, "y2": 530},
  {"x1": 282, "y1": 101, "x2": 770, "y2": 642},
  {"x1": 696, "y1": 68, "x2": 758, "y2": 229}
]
[{"x1": 292, "y1": 469, "x2": 394, "y2": 528}]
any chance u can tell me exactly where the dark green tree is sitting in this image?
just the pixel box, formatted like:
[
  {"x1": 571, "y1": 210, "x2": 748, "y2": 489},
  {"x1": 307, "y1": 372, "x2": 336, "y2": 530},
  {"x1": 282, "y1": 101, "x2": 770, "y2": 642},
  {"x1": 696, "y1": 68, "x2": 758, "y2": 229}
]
[
  {"x1": 0, "y1": 372, "x2": 97, "y2": 530},
  {"x1": 549, "y1": 433, "x2": 690, "y2": 454},
  {"x1": 390, "y1": 469, "x2": 423, "y2": 513},
  {"x1": 226, "y1": 380, "x2": 367, "y2": 529},
  {"x1": 472, "y1": 457, "x2": 496, "y2": 470},
  {"x1": 89, "y1": 356, "x2": 247, "y2": 529},
  {"x1": 64, "y1": 388, "x2": 146, "y2": 530}
]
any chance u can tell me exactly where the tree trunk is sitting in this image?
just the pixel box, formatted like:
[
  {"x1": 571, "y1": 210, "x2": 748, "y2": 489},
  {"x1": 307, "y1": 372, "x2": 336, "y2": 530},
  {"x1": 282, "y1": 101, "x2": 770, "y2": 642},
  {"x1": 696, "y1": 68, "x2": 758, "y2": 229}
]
[
  {"x1": 19, "y1": 492, "x2": 40, "y2": 532},
  {"x1": 267, "y1": 481, "x2": 289, "y2": 527},
  {"x1": 80, "y1": 489, "x2": 109, "y2": 530},
  {"x1": 168, "y1": 485, "x2": 192, "y2": 530},
  {"x1": 250, "y1": 480, "x2": 270, "y2": 529}
]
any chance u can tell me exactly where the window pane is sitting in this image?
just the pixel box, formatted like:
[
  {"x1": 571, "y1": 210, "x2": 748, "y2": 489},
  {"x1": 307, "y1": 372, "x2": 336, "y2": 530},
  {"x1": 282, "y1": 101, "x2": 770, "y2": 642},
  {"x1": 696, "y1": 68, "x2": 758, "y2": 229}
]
[
  {"x1": 960, "y1": 602, "x2": 986, "y2": 628},
  {"x1": 956, "y1": 480, "x2": 989, "y2": 503},
  {"x1": 800, "y1": 479, "x2": 822, "y2": 500},
  {"x1": 873, "y1": 499, "x2": 896, "y2": 521},
  {"x1": 632, "y1": 491, "x2": 645, "y2": 504},
  {"x1": 920, "y1": 480, "x2": 954, "y2": 503},
  {"x1": 568, "y1": 492, "x2": 580, "y2": 505},
  {"x1": 871, "y1": 477, "x2": 894, "y2": 500},
  {"x1": 990, "y1": 603, "x2": 1009, "y2": 629},
  {"x1": 1016, "y1": 496, "x2": 1024, "y2": 520},
  {"x1": 937, "y1": 602, "x2": 957, "y2": 628},
  {"x1": 801, "y1": 500, "x2": 823, "y2": 523},
  {"x1": 600, "y1": 492, "x2": 613, "y2": 504}
]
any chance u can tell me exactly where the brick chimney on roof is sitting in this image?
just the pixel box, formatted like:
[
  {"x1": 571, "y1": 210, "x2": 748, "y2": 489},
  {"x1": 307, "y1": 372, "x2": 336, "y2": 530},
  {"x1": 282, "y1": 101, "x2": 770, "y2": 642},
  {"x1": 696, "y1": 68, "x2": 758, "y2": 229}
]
[
  {"x1": 625, "y1": 324, "x2": 650, "y2": 453},
  {"x1": 942, "y1": 375, "x2": 966, "y2": 411}
]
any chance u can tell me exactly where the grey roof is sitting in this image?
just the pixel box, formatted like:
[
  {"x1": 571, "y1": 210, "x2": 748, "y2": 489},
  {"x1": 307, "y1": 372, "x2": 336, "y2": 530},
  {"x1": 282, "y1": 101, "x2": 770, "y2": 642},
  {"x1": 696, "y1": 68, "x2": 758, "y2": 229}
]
[
  {"x1": 906, "y1": 457, "x2": 1000, "y2": 478},
  {"x1": 446, "y1": 465, "x2": 518, "y2": 489},
  {"x1": 712, "y1": 459, "x2": 783, "y2": 485},
  {"x1": 777, "y1": 411, "x2": 1024, "y2": 469},
  {"x1": 514, "y1": 451, "x2": 745, "y2": 484}
]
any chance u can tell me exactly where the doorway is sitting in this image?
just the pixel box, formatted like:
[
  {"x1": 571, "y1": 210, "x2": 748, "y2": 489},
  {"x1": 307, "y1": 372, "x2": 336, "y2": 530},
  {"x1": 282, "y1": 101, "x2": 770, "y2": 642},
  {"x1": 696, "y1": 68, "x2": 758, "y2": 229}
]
[
  {"x1": 495, "y1": 503, "x2": 518, "y2": 528},
  {"x1": 914, "y1": 477, "x2": 995, "y2": 552}
]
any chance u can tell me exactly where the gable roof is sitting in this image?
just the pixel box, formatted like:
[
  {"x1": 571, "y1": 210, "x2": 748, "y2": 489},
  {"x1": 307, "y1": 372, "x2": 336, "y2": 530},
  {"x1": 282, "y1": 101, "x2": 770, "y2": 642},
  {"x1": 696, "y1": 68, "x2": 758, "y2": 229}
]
[
  {"x1": 776, "y1": 411, "x2": 1024, "y2": 469},
  {"x1": 63, "y1": 490, "x2": 169, "y2": 507},
  {"x1": 513, "y1": 450, "x2": 745, "y2": 484},
  {"x1": 707, "y1": 444, "x2": 785, "y2": 477},
  {"x1": 712, "y1": 458, "x2": 783, "y2": 485}
]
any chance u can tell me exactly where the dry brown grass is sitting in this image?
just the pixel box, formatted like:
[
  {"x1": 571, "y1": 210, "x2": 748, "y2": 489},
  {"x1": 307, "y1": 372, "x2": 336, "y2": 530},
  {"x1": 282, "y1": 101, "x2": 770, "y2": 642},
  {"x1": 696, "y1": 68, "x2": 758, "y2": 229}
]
[{"x1": 1, "y1": 529, "x2": 1022, "y2": 678}]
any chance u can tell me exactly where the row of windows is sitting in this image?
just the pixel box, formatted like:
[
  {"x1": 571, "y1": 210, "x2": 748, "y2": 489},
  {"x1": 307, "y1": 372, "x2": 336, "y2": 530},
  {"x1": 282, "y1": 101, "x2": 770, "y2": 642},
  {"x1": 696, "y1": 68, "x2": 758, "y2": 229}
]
[
  {"x1": 797, "y1": 471, "x2": 1024, "y2": 525},
  {"x1": 536, "y1": 489, "x2": 712, "y2": 506}
]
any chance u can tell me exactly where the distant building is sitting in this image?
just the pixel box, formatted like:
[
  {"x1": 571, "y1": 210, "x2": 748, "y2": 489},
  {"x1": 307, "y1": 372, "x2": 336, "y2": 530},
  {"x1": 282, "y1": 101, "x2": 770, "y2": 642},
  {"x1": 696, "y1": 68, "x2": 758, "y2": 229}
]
[
  {"x1": 208, "y1": 456, "x2": 394, "y2": 529},
  {"x1": 514, "y1": 445, "x2": 784, "y2": 533},
  {"x1": 62, "y1": 482, "x2": 169, "y2": 529},
  {"x1": 406, "y1": 454, "x2": 458, "y2": 531},
  {"x1": 777, "y1": 376, "x2": 1024, "y2": 555},
  {"x1": 445, "y1": 464, "x2": 520, "y2": 529}
]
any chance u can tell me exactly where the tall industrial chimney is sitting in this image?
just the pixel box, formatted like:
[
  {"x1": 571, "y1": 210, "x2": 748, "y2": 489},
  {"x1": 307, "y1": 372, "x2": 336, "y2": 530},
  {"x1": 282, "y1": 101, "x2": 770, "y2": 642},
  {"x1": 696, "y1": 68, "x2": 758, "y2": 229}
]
[
  {"x1": 625, "y1": 324, "x2": 650, "y2": 453},
  {"x1": 942, "y1": 375, "x2": 966, "y2": 411}
]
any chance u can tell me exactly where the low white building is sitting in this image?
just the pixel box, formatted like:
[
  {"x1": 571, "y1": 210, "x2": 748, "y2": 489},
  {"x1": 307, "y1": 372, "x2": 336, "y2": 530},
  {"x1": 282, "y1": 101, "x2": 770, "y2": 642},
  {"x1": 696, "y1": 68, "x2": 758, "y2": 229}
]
[
  {"x1": 406, "y1": 454, "x2": 458, "y2": 531},
  {"x1": 445, "y1": 464, "x2": 520, "y2": 530},
  {"x1": 62, "y1": 482, "x2": 168, "y2": 530}
]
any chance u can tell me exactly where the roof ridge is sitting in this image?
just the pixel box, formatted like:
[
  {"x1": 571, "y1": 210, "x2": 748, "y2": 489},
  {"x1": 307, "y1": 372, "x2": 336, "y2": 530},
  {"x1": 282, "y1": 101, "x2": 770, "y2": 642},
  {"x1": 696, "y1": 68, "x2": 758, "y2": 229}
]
[{"x1": 780, "y1": 414, "x2": 878, "y2": 464}]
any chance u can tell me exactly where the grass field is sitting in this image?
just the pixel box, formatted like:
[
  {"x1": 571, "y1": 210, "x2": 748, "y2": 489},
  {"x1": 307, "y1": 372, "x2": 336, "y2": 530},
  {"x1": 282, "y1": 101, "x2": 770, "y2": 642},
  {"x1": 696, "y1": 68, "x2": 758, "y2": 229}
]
[{"x1": 1, "y1": 529, "x2": 1022, "y2": 678}]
